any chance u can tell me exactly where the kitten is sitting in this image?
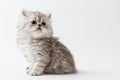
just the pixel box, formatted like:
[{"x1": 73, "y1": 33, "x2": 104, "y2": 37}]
[{"x1": 17, "y1": 10, "x2": 76, "y2": 76}]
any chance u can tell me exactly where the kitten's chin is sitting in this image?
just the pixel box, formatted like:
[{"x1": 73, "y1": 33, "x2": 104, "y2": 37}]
[{"x1": 31, "y1": 31, "x2": 53, "y2": 39}]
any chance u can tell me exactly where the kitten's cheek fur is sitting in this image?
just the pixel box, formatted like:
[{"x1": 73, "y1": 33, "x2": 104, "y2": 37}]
[{"x1": 31, "y1": 26, "x2": 38, "y2": 32}]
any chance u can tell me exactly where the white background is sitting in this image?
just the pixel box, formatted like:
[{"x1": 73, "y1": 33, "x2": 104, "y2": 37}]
[{"x1": 0, "y1": 0, "x2": 120, "y2": 80}]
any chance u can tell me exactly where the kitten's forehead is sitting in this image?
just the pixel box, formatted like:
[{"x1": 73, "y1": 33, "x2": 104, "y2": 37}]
[{"x1": 32, "y1": 12, "x2": 47, "y2": 21}]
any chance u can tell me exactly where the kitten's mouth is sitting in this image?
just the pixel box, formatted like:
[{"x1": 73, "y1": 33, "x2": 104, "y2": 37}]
[{"x1": 36, "y1": 27, "x2": 41, "y2": 31}]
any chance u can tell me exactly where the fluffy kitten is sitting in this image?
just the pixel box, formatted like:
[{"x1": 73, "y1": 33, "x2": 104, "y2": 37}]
[{"x1": 17, "y1": 10, "x2": 76, "y2": 76}]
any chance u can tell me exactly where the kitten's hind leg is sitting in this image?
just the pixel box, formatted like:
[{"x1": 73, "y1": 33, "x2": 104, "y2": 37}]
[{"x1": 54, "y1": 60, "x2": 76, "y2": 74}]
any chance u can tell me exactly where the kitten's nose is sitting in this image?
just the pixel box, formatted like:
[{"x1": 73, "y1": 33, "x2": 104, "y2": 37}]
[{"x1": 38, "y1": 24, "x2": 41, "y2": 27}]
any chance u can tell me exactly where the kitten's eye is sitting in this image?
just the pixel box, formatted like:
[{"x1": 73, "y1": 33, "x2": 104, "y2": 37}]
[
  {"x1": 31, "y1": 20, "x2": 37, "y2": 25},
  {"x1": 42, "y1": 22, "x2": 46, "y2": 25}
]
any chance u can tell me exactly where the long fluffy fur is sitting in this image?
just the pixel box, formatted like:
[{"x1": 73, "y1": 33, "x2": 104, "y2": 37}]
[{"x1": 17, "y1": 10, "x2": 76, "y2": 76}]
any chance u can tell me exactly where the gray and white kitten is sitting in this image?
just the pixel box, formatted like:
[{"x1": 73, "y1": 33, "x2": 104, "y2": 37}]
[{"x1": 17, "y1": 10, "x2": 76, "y2": 76}]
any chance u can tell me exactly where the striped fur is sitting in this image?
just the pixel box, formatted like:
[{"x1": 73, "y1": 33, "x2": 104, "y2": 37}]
[{"x1": 17, "y1": 10, "x2": 76, "y2": 76}]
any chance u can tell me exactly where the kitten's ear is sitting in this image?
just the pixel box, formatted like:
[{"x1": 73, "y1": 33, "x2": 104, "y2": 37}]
[
  {"x1": 47, "y1": 14, "x2": 52, "y2": 19},
  {"x1": 22, "y1": 10, "x2": 30, "y2": 17}
]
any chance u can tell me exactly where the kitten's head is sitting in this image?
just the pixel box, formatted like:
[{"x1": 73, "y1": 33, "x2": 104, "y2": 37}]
[{"x1": 18, "y1": 10, "x2": 53, "y2": 39}]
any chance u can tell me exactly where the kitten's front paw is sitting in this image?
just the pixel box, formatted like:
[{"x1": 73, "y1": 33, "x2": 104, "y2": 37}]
[
  {"x1": 26, "y1": 67, "x2": 29, "y2": 69},
  {"x1": 26, "y1": 66, "x2": 31, "y2": 74},
  {"x1": 28, "y1": 70, "x2": 43, "y2": 76}
]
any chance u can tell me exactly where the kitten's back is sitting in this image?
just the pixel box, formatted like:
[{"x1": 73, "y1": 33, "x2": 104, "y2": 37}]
[{"x1": 44, "y1": 37, "x2": 76, "y2": 74}]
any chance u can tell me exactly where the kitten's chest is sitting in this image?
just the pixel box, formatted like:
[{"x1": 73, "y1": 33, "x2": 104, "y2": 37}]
[
  {"x1": 17, "y1": 35, "x2": 30, "y2": 52},
  {"x1": 17, "y1": 37, "x2": 43, "y2": 54}
]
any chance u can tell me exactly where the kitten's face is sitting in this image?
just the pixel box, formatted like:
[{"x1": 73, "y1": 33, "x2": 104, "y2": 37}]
[{"x1": 18, "y1": 10, "x2": 53, "y2": 39}]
